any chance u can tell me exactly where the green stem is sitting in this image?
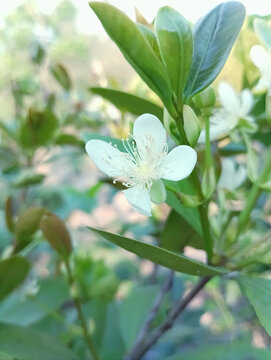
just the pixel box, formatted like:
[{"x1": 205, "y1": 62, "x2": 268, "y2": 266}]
[
  {"x1": 64, "y1": 260, "x2": 99, "y2": 360},
  {"x1": 204, "y1": 115, "x2": 212, "y2": 169},
  {"x1": 174, "y1": 112, "x2": 213, "y2": 262},
  {"x1": 236, "y1": 149, "x2": 271, "y2": 238}
]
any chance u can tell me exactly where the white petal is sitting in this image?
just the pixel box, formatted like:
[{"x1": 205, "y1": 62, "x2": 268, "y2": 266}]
[
  {"x1": 123, "y1": 185, "x2": 151, "y2": 216},
  {"x1": 133, "y1": 113, "x2": 166, "y2": 157},
  {"x1": 159, "y1": 145, "x2": 197, "y2": 181},
  {"x1": 85, "y1": 139, "x2": 132, "y2": 177},
  {"x1": 250, "y1": 45, "x2": 270, "y2": 69},
  {"x1": 240, "y1": 89, "x2": 253, "y2": 116},
  {"x1": 218, "y1": 82, "x2": 240, "y2": 114}
]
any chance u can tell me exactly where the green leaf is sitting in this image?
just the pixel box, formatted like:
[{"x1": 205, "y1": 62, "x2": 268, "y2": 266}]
[
  {"x1": 155, "y1": 6, "x2": 192, "y2": 106},
  {"x1": 88, "y1": 227, "x2": 226, "y2": 276},
  {"x1": 166, "y1": 190, "x2": 202, "y2": 235},
  {"x1": 89, "y1": 2, "x2": 176, "y2": 116},
  {"x1": 168, "y1": 343, "x2": 271, "y2": 360},
  {"x1": 12, "y1": 171, "x2": 45, "y2": 188},
  {"x1": 0, "y1": 323, "x2": 79, "y2": 360},
  {"x1": 238, "y1": 276, "x2": 271, "y2": 336},
  {"x1": 119, "y1": 285, "x2": 160, "y2": 350},
  {"x1": 50, "y1": 63, "x2": 71, "y2": 91},
  {"x1": 19, "y1": 108, "x2": 58, "y2": 148},
  {"x1": 254, "y1": 18, "x2": 271, "y2": 49},
  {"x1": 0, "y1": 278, "x2": 70, "y2": 326},
  {"x1": 54, "y1": 133, "x2": 85, "y2": 148},
  {"x1": 161, "y1": 210, "x2": 204, "y2": 252},
  {"x1": 90, "y1": 87, "x2": 163, "y2": 120},
  {"x1": 137, "y1": 24, "x2": 162, "y2": 61},
  {"x1": 184, "y1": 2, "x2": 246, "y2": 100},
  {"x1": 0, "y1": 257, "x2": 30, "y2": 301}
]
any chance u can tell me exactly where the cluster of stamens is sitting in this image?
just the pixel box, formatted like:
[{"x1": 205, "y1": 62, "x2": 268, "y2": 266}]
[{"x1": 107, "y1": 134, "x2": 168, "y2": 189}]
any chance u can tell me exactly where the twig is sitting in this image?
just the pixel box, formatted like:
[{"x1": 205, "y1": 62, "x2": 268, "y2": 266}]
[
  {"x1": 127, "y1": 276, "x2": 211, "y2": 360},
  {"x1": 125, "y1": 270, "x2": 174, "y2": 360}
]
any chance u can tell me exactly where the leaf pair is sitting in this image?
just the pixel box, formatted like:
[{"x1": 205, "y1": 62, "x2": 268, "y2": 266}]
[{"x1": 89, "y1": 1, "x2": 246, "y2": 115}]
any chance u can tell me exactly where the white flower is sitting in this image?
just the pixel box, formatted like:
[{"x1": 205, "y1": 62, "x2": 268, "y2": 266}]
[
  {"x1": 85, "y1": 114, "x2": 197, "y2": 216},
  {"x1": 250, "y1": 45, "x2": 271, "y2": 93},
  {"x1": 198, "y1": 82, "x2": 253, "y2": 143},
  {"x1": 218, "y1": 158, "x2": 246, "y2": 191}
]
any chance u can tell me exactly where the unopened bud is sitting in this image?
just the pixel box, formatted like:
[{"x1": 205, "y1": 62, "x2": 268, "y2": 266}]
[
  {"x1": 183, "y1": 105, "x2": 201, "y2": 147},
  {"x1": 193, "y1": 86, "x2": 216, "y2": 109},
  {"x1": 40, "y1": 212, "x2": 72, "y2": 258}
]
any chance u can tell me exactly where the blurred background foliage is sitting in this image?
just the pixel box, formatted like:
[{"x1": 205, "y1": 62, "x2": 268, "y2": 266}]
[{"x1": 0, "y1": 1, "x2": 271, "y2": 359}]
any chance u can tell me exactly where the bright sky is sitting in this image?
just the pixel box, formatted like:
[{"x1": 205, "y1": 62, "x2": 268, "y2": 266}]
[{"x1": 0, "y1": 0, "x2": 270, "y2": 34}]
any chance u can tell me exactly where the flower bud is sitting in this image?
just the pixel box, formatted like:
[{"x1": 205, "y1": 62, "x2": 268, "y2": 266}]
[
  {"x1": 183, "y1": 105, "x2": 201, "y2": 147},
  {"x1": 193, "y1": 86, "x2": 216, "y2": 109},
  {"x1": 40, "y1": 212, "x2": 72, "y2": 258},
  {"x1": 15, "y1": 207, "x2": 46, "y2": 252}
]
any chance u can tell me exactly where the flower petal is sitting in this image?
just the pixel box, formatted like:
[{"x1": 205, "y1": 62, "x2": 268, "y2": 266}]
[
  {"x1": 218, "y1": 82, "x2": 240, "y2": 114},
  {"x1": 240, "y1": 89, "x2": 253, "y2": 116},
  {"x1": 133, "y1": 113, "x2": 166, "y2": 158},
  {"x1": 85, "y1": 139, "x2": 132, "y2": 177},
  {"x1": 250, "y1": 45, "x2": 270, "y2": 69},
  {"x1": 198, "y1": 121, "x2": 229, "y2": 143},
  {"x1": 159, "y1": 145, "x2": 197, "y2": 181},
  {"x1": 123, "y1": 184, "x2": 151, "y2": 216}
]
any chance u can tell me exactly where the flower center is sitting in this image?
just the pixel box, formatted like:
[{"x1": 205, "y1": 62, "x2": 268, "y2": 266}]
[{"x1": 113, "y1": 136, "x2": 167, "y2": 189}]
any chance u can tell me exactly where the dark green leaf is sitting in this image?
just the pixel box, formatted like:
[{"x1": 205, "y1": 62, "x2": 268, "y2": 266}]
[
  {"x1": 0, "y1": 323, "x2": 79, "y2": 360},
  {"x1": 0, "y1": 257, "x2": 30, "y2": 301},
  {"x1": 161, "y1": 210, "x2": 204, "y2": 252},
  {"x1": 238, "y1": 276, "x2": 271, "y2": 336},
  {"x1": 155, "y1": 6, "x2": 192, "y2": 106},
  {"x1": 90, "y1": 87, "x2": 163, "y2": 120},
  {"x1": 55, "y1": 133, "x2": 85, "y2": 148},
  {"x1": 166, "y1": 190, "x2": 202, "y2": 235},
  {"x1": 50, "y1": 63, "x2": 71, "y2": 91},
  {"x1": 89, "y1": 2, "x2": 176, "y2": 116},
  {"x1": 184, "y1": 2, "x2": 246, "y2": 100},
  {"x1": 12, "y1": 171, "x2": 45, "y2": 188},
  {"x1": 88, "y1": 227, "x2": 226, "y2": 276},
  {"x1": 19, "y1": 108, "x2": 58, "y2": 148}
]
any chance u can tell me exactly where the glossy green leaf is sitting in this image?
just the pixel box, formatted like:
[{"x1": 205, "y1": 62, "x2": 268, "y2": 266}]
[
  {"x1": 0, "y1": 323, "x2": 79, "y2": 360},
  {"x1": 88, "y1": 227, "x2": 226, "y2": 276},
  {"x1": 238, "y1": 276, "x2": 271, "y2": 336},
  {"x1": 168, "y1": 343, "x2": 271, "y2": 360},
  {"x1": 254, "y1": 18, "x2": 271, "y2": 49},
  {"x1": 161, "y1": 210, "x2": 204, "y2": 252},
  {"x1": 89, "y1": 2, "x2": 176, "y2": 116},
  {"x1": 184, "y1": 2, "x2": 246, "y2": 100},
  {"x1": 155, "y1": 6, "x2": 192, "y2": 106},
  {"x1": 137, "y1": 24, "x2": 162, "y2": 61},
  {"x1": 90, "y1": 87, "x2": 163, "y2": 120},
  {"x1": 0, "y1": 257, "x2": 30, "y2": 301}
]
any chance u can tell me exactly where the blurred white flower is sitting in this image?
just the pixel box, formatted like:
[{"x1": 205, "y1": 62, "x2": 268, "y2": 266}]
[
  {"x1": 85, "y1": 114, "x2": 197, "y2": 216},
  {"x1": 198, "y1": 82, "x2": 253, "y2": 143},
  {"x1": 218, "y1": 158, "x2": 246, "y2": 191},
  {"x1": 250, "y1": 45, "x2": 271, "y2": 93}
]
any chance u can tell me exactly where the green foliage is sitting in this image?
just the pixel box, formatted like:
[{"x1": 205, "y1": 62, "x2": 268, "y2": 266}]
[
  {"x1": 184, "y1": 2, "x2": 246, "y2": 100},
  {"x1": 90, "y1": 87, "x2": 164, "y2": 120},
  {"x1": 0, "y1": 257, "x2": 30, "y2": 301},
  {"x1": 87, "y1": 227, "x2": 226, "y2": 276}
]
